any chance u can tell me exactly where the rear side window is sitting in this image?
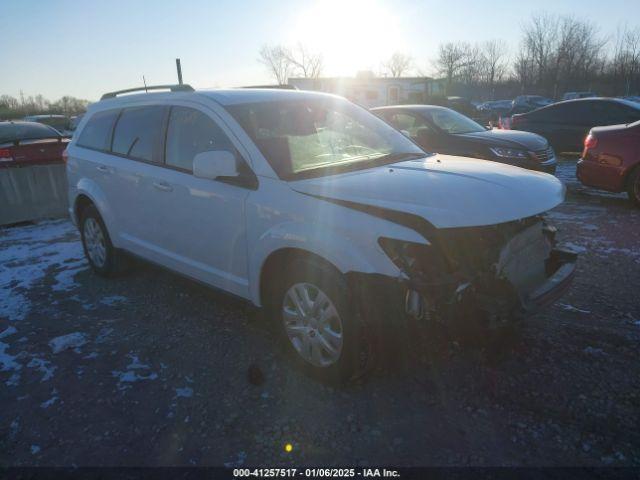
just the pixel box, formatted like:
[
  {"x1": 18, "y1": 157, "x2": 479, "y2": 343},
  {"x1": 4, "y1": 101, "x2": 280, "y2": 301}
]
[
  {"x1": 165, "y1": 107, "x2": 235, "y2": 171},
  {"x1": 77, "y1": 110, "x2": 119, "y2": 151},
  {"x1": 112, "y1": 106, "x2": 167, "y2": 163}
]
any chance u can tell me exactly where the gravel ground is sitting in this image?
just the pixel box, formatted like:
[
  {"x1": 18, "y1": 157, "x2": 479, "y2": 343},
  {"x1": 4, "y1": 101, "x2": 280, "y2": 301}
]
[{"x1": 1, "y1": 157, "x2": 639, "y2": 467}]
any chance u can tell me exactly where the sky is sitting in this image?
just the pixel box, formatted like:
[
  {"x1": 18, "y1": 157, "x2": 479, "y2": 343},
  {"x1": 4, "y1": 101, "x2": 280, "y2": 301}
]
[{"x1": 1, "y1": 0, "x2": 638, "y2": 101}]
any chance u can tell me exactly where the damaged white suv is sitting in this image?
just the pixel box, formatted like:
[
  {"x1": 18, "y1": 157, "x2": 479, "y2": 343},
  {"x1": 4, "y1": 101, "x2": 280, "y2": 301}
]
[{"x1": 67, "y1": 85, "x2": 576, "y2": 381}]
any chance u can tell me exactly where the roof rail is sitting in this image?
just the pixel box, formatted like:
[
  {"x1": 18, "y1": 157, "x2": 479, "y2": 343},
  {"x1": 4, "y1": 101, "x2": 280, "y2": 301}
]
[
  {"x1": 100, "y1": 84, "x2": 194, "y2": 100},
  {"x1": 240, "y1": 84, "x2": 298, "y2": 90}
]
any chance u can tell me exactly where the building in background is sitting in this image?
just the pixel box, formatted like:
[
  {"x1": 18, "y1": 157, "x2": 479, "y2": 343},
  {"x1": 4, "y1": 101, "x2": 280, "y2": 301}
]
[{"x1": 289, "y1": 71, "x2": 446, "y2": 108}]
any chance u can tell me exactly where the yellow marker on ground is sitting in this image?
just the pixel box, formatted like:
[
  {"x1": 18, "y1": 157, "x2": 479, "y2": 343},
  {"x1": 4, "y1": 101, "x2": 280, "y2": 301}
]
[{"x1": 284, "y1": 443, "x2": 293, "y2": 453}]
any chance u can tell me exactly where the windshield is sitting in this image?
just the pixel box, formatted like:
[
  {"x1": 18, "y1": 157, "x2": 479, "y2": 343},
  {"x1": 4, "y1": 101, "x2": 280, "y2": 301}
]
[
  {"x1": 226, "y1": 98, "x2": 424, "y2": 178},
  {"x1": 427, "y1": 109, "x2": 485, "y2": 134}
]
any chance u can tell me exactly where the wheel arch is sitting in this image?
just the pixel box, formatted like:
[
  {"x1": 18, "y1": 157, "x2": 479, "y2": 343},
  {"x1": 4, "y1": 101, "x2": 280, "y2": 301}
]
[
  {"x1": 74, "y1": 193, "x2": 94, "y2": 224},
  {"x1": 72, "y1": 178, "x2": 119, "y2": 246},
  {"x1": 258, "y1": 247, "x2": 344, "y2": 309}
]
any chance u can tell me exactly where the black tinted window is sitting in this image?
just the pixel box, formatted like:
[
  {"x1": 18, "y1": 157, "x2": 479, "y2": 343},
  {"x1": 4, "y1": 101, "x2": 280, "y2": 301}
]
[
  {"x1": 0, "y1": 122, "x2": 59, "y2": 144},
  {"x1": 165, "y1": 107, "x2": 235, "y2": 171},
  {"x1": 77, "y1": 110, "x2": 119, "y2": 151},
  {"x1": 611, "y1": 102, "x2": 640, "y2": 123},
  {"x1": 535, "y1": 102, "x2": 588, "y2": 123},
  {"x1": 112, "y1": 106, "x2": 166, "y2": 162}
]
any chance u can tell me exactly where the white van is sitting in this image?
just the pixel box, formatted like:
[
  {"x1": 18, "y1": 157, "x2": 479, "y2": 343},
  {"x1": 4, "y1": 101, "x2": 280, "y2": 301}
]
[{"x1": 66, "y1": 85, "x2": 576, "y2": 381}]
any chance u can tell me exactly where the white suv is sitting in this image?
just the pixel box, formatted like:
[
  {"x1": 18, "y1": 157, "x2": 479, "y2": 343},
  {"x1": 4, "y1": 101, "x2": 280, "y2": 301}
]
[{"x1": 67, "y1": 85, "x2": 577, "y2": 381}]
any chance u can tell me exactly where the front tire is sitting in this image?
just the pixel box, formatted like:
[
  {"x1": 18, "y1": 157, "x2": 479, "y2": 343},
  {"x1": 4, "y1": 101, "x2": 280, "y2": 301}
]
[
  {"x1": 627, "y1": 166, "x2": 640, "y2": 208},
  {"x1": 80, "y1": 205, "x2": 126, "y2": 277},
  {"x1": 270, "y1": 257, "x2": 364, "y2": 383}
]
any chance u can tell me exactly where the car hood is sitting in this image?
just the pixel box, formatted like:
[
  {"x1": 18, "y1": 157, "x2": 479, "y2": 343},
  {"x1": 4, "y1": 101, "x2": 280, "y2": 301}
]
[
  {"x1": 455, "y1": 129, "x2": 548, "y2": 151},
  {"x1": 288, "y1": 154, "x2": 565, "y2": 230}
]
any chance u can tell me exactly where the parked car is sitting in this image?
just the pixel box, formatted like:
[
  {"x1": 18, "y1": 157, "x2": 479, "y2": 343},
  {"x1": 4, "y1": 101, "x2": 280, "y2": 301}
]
[
  {"x1": 66, "y1": 85, "x2": 576, "y2": 381},
  {"x1": 23, "y1": 114, "x2": 72, "y2": 137},
  {"x1": 476, "y1": 100, "x2": 513, "y2": 124},
  {"x1": 509, "y1": 98, "x2": 640, "y2": 152},
  {"x1": 444, "y1": 96, "x2": 477, "y2": 117},
  {"x1": 372, "y1": 105, "x2": 557, "y2": 173},
  {"x1": 69, "y1": 114, "x2": 84, "y2": 132},
  {"x1": 621, "y1": 95, "x2": 640, "y2": 104},
  {"x1": 511, "y1": 95, "x2": 554, "y2": 114},
  {"x1": 577, "y1": 120, "x2": 640, "y2": 207},
  {"x1": 562, "y1": 92, "x2": 597, "y2": 101},
  {"x1": 0, "y1": 121, "x2": 68, "y2": 166}
]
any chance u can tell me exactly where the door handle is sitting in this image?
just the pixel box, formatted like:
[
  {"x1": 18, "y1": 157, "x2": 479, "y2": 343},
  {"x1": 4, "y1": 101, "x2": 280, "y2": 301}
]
[
  {"x1": 152, "y1": 181, "x2": 173, "y2": 192},
  {"x1": 96, "y1": 165, "x2": 111, "y2": 173}
]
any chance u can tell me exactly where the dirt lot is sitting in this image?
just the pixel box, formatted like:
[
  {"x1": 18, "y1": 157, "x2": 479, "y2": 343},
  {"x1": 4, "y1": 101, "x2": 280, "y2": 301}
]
[{"x1": 1, "y1": 158, "x2": 639, "y2": 467}]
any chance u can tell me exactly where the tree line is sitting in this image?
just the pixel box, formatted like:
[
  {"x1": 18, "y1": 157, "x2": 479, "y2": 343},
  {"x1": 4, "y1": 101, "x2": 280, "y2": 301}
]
[
  {"x1": 259, "y1": 13, "x2": 640, "y2": 100},
  {"x1": 0, "y1": 93, "x2": 90, "y2": 120}
]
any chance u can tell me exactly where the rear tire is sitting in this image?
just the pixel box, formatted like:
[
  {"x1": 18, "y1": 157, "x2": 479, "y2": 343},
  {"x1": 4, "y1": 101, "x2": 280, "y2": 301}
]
[
  {"x1": 80, "y1": 205, "x2": 127, "y2": 277},
  {"x1": 626, "y1": 166, "x2": 640, "y2": 208},
  {"x1": 268, "y1": 257, "x2": 364, "y2": 384}
]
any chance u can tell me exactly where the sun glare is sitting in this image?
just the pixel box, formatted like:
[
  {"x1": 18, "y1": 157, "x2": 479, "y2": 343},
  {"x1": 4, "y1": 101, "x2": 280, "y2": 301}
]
[{"x1": 290, "y1": 0, "x2": 403, "y2": 75}]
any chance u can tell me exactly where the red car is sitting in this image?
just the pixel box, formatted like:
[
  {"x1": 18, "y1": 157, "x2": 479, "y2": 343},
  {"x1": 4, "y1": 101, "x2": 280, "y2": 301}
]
[
  {"x1": 577, "y1": 120, "x2": 640, "y2": 207},
  {"x1": 0, "y1": 121, "x2": 68, "y2": 167}
]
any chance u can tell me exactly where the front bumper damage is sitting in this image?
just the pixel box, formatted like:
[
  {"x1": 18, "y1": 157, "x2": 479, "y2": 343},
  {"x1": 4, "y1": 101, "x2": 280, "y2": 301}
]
[{"x1": 348, "y1": 216, "x2": 577, "y2": 336}]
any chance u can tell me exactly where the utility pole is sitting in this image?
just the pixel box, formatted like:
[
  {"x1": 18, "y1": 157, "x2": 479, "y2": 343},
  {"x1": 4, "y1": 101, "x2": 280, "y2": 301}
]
[{"x1": 176, "y1": 58, "x2": 183, "y2": 85}]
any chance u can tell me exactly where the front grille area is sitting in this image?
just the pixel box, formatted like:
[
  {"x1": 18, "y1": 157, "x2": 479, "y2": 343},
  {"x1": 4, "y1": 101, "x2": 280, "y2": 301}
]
[
  {"x1": 532, "y1": 146, "x2": 555, "y2": 163},
  {"x1": 435, "y1": 216, "x2": 543, "y2": 274}
]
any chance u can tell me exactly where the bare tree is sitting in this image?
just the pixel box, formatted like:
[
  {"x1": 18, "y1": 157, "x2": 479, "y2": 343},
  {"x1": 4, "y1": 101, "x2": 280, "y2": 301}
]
[
  {"x1": 610, "y1": 26, "x2": 640, "y2": 94},
  {"x1": 459, "y1": 43, "x2": 483, "y2": 86},
  {"x1": 285, "y1": 43, "x2": 324, "y2": 79},
  {"x1": 381, "y1": 52, "x2": 413, "y2": 77},
  {"x1": 258, "y1": 45, "x2": 293, "y2": 85},
  {"x1": 516, "y1": 13, "x2": 606, "y2": 96},
  {"x1": 433, "y1": 42, "x2": 469, "y2": 91},
  {"x1": 522, "y1": 12, "x2": 559, "y2": 88},
  {"x1": 481, "y1": 40, "x2": 508, "y2": 88}
]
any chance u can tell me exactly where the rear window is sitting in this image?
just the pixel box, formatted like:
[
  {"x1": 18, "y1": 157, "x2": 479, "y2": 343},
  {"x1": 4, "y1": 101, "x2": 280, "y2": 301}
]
[
  {"x1": 40, "y1": 117, "x2": 70, "y2": 131},
  {"x1": 77, "y1": 110, "x2": 120, "y2": 151},
  {"x1": 0, "y1": 122, "x2": 59, "y2": 144},
  {"x1": 112, "y1": 106, "x2": 167, "y2": 163}
]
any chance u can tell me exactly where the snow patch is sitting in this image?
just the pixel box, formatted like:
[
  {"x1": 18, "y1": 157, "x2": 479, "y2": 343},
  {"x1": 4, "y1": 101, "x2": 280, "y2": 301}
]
[
  {"x1": 112, "y1": 354, "x2": 159, "y2": 390},
  {"x1": 100, "y1": 295, "x2": 128, "y2": 306},
  {"x1": 40, "y1": 395, "x2": 59, "y2": 409},
  {"x1": 0, "y1": 220, "x2": 87, "y2": 321},
  {"x1": 0, "y1": 326, "x2": 21, "y2": 386},
  {"x1": 558, "y1": 303, "x2": 591, "y2": 314},
  {"x1": 27, "y1": 357, "x2": 56, "y2": 381},
  {"x1": 175, "y1": 387, "x2": 193, "y2": 398},
  {"x1": 561, "y1": 242, "x2": 587, "y2": 254},
  {"x1": 49, "y1": 332, "x2": 88, "y2": 354}
]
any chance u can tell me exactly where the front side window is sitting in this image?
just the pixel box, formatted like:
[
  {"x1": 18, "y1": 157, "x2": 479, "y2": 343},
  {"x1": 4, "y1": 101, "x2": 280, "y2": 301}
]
[
  {"x1": 165, "y1": 107, "x2": 235, "y2": 171},
  {"x1": 112, "y1": 106, "x2": 166, "y2": 162},
  {"x1": 426, "y1": 109, "x2": 484, "y2": 134},
  {"x1": 76, "y1": 109, "x2": 119, "y2": 151},
  {"x1": 389, "y1": 112, "x2": 432, "y2": 139},
  {"x1": 226, "y1": 98, "x2": 423, "y2": 179}
]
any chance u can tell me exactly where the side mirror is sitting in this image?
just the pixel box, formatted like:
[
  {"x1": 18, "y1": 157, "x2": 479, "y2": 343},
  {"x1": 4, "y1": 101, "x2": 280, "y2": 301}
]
[{"x1": 193, "y1": 151, "x2": 238, "y2": 180}]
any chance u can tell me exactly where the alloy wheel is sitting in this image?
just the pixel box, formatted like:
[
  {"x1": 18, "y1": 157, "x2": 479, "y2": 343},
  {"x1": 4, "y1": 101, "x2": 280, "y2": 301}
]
[
  {"x1": 282, "y1": 282, "x2": 343, "y2": 367},
  {"x1": 84, "y1": 217, "x2": 107, "y2": 268}
]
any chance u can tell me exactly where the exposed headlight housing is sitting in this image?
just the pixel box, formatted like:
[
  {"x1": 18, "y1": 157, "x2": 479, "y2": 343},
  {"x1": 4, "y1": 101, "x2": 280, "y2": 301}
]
[
  {"x1": 377, "y1": 237, "x2": 452, "y2": 279},
  {"x1": 489, "y1": 147, "x2": 529, "y2": 159}
]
